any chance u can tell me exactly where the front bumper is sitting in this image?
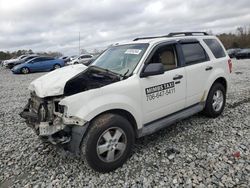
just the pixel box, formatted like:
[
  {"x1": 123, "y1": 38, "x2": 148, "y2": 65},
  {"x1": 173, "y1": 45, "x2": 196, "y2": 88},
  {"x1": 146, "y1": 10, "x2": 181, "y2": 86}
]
[{"x1": 20, "y1": 97, "x2": 89, "y2": 155}]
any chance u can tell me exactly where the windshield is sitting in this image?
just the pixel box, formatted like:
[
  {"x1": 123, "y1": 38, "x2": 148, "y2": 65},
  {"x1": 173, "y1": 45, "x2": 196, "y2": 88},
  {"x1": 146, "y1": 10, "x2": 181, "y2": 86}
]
[{"x1": 91, "y1": 43, "x2": 148, "y2": 76}]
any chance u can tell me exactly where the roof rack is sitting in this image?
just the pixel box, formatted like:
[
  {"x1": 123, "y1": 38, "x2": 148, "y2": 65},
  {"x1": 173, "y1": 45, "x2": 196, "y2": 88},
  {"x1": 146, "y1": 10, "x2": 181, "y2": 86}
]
[
  {"x1": 167, "y1": 32, "x2": 209, "y2": 37},
  {"x1": 133, "y1": 35, "x2": 167, "y2": 41},
  {"x1": 133, "y1": 32, "x2": 209, "y2": 41}
]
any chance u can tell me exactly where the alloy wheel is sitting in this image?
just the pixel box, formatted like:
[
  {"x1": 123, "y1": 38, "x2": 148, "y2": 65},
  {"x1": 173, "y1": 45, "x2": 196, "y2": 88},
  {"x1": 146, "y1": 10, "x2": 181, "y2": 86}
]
[
  {"x1": 212, "y1": 90, "x2": 224, "y2": 112},
  {"x1": 96, "y1": 127, "x2": 127, "y2": 163}
]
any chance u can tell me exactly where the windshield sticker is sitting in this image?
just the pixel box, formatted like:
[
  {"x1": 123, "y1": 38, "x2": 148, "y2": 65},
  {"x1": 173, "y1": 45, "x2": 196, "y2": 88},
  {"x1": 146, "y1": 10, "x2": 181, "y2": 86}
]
[
  {"x1": 125, "y1": 49, "x2": 142, "y2": 55},
  {"x1": 145, "y1": 81, "x2": 175, "y2": 101}
]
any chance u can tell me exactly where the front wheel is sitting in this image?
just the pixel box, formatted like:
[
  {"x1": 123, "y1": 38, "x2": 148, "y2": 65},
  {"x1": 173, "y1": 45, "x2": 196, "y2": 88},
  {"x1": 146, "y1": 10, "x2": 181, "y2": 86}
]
[
  {"x1": 21, "y1": 67, "x2": 30, "y2": 74},
  {"x1": 81, "y1": 113, "x2": 135, "y2": 172},
  {"x1": 203, "y1": 83, "x2": 226, "y2": 118}
]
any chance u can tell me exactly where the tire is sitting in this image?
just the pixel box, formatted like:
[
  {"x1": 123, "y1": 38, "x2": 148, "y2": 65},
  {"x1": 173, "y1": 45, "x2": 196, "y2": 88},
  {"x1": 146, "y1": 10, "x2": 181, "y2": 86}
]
[
  {"x1": 74, "y1": 62, "x2": 79, "y2": 64},
  {"x1": 53, "y1": 64, "x2": 61, "y2": 69},
  {"x1": 21, "y1": 67, "x2": 30, "y2": 74},
  {"x1": 203, "y1": 83, "x2": 226, "y2": 118},
  {"x1": 81, "y1": 113, "x2": 135, "y2": 172}
]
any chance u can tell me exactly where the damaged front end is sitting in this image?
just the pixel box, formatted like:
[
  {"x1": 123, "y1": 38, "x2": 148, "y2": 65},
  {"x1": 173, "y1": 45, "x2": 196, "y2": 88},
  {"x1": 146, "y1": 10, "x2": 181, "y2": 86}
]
[
  {"x1": 20, "y1": 65, "x2": 121, "y2": 154},
  {"x1": 20, "y1": 92, "x2": 88, "y2": 154}
]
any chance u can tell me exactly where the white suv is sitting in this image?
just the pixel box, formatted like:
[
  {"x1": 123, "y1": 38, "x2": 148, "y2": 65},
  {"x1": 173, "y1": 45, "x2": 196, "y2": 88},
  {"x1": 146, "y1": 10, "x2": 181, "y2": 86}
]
[{"x1": 20, "y1": 32, "x2": 232, "y2": 172}]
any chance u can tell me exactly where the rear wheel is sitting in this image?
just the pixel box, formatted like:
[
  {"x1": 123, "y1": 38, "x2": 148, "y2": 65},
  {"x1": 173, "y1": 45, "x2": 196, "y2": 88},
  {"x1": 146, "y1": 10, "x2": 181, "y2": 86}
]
[
  {"x1": 53, "y1": 64, "x2": 61, "y2": 69},
  {"x1": 81, "y1": 113, "x2": 135, "y2": 172},
  {"x1": 203, "y1": 83, "x2": 226, "y2": 118},
  {"x1": 21, "y1": 67, "x2": 30, "y2": 74}
]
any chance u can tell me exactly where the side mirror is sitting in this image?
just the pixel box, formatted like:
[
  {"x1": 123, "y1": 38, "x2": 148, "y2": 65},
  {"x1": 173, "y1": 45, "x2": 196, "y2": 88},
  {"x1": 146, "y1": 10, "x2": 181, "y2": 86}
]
[{"x1": 140, "y1": 63, "x2": 164, "y2": 78}]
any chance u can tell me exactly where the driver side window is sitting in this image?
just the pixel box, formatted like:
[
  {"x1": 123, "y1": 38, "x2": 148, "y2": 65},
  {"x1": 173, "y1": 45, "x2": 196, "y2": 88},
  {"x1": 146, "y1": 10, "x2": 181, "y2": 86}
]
[{"x1": 149, "y1": 44, "x2": 178, "y2": 71}]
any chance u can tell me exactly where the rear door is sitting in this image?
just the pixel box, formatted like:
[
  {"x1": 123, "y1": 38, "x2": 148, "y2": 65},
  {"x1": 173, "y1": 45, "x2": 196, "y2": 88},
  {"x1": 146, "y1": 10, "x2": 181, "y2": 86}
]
[
  {"x1": 42, "y1": 57, "x2": 55, "y2": 70},
  {"x1": 180, "y1": 39, "x2": 213, "y2": 107},
  {"x1": 140, "y1": 42, "x2": 186, "y2": 124}
]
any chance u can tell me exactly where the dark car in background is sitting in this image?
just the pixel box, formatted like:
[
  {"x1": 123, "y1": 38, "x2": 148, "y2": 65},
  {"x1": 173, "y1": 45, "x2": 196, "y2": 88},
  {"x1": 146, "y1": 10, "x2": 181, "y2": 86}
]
[
  {"x1": 235, "y1": 49, "x2": 250, "y2": 59},
  {"x1": 12, "y1": 57, "x2": 65, "y2": 74},
  {"x1": 4, "y1": 55, "x2": 38, "y2": 69},
  {"x1": 227, "y1": 48, "x2": 241, "y2": 58}
]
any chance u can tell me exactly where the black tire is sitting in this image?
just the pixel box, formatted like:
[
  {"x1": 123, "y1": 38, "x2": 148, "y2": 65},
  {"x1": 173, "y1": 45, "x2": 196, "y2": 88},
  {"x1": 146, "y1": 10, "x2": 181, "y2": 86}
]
[
  {"x1": 21, "y1": 67, "x2": 30, "y2": 74},
  {"x1": 203, "y1": 83, "x2": 226, "y2": 118},
  {"x1": 81, "y1": 113, "x2": 135, "y2": 172},
  {"x1": 53, "y1": 64, "x2": 61, "y2": 69},
  {"x1": 74, "y1": 62, "x2": 79, "y2": 64}
]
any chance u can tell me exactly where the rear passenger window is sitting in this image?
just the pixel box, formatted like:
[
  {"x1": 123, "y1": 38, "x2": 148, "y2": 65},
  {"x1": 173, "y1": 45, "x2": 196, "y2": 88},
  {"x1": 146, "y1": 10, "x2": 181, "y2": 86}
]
[
  {"x1": 203, "y1": 39, "x2": 226, "y2": 58},
  {"x1": 181, "y1": 43, "x2": 209, "y2": 65}
]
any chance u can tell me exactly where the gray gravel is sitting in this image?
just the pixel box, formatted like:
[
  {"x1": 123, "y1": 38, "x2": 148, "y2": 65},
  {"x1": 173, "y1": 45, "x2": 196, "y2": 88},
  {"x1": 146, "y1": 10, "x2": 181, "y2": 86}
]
[{"x1": 0, "y1": 60, "x2": 249, "y2": 188}]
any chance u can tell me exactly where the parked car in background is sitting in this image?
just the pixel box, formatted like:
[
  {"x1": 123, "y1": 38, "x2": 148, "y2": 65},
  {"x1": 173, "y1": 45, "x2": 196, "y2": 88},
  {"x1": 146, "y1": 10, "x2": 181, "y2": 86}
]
[
  {"x1": 235, "y1": 49, "x2": 250, "y2": 59},
  {"x1": 4, "y1": 55, "x2": 38, "y2": 69},
  {"x1": 67, "y1": 54, "x2": 93, "y2": 65},
  {"x1": 3, "y1": 55, "x2": 27, "y2": 68},
  {"x1": 69, "y1": 55, "x2": 77, "y2": 61},
  {"x1": 226, "y1": 48, "x2": 241, "y2": 58},
  {"x1": 60, "y1": 56, "x2": 71, "y2": 64},
  {"x1": 12, "y1": 57, "x2": 65, "y2": 74}
]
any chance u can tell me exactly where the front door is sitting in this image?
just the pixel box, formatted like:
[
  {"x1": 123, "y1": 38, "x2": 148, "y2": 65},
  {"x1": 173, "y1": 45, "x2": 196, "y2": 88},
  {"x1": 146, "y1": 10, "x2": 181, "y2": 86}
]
[{"x1": 140, "y1": 43, "x2": 186, "y2": 124}]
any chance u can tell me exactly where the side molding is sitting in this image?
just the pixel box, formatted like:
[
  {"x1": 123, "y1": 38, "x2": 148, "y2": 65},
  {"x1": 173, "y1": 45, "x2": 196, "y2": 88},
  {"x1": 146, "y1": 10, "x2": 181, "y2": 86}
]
[{"x1": 137, "y1": 103, "x2": 205, "y2": 137}]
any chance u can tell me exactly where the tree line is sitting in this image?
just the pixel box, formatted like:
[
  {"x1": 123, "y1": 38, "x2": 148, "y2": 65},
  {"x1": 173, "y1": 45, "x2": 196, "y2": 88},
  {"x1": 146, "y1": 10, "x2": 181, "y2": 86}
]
[
  {"x1": 217, "y1": 26, "x2": 250, "y2": 49},
  {"x1": 0, "y1": 49, "x2": 62, "y2": 61}
]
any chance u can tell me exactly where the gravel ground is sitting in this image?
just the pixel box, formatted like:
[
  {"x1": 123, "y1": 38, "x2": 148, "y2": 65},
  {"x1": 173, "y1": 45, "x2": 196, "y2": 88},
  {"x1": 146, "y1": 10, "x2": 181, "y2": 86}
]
[{"x1": 0, "y1": 60, "x2": 249, "y2": 188}]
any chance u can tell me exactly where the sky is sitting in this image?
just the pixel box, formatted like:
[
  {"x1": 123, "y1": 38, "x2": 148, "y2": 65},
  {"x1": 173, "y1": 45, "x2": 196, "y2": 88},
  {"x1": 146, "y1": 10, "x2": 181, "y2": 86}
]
[{"x1": 0, "y1": 0, "x2": 250, "y2": 55}]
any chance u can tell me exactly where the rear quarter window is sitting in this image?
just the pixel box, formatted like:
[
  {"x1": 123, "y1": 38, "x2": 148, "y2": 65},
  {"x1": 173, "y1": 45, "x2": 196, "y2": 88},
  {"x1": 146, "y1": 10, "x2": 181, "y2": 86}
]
[{"x1": 203, "y1": 39, "x2": 226, "y2": 58}]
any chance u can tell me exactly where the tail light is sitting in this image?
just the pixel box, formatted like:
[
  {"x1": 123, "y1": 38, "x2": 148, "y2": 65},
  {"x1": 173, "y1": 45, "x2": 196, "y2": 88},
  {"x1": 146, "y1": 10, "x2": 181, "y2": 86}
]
[{"x1": 228, "y1": 59, "x2": 232, "y2": 73}]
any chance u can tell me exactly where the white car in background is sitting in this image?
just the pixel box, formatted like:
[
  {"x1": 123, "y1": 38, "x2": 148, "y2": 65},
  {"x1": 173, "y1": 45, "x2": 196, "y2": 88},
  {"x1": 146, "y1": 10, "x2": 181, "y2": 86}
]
[{"x1": 67, "y1": 54, "x2": 93, "y2": 65}]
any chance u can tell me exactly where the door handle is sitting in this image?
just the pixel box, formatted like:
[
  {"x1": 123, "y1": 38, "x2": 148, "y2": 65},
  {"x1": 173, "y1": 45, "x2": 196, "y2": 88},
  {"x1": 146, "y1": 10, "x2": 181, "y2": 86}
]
[
  {"x1": 205, "y1": 66, "x2": 213, "y2": 71},
  {"x1": 173, "y1": 75, "x2": 183, "y2": 80}
]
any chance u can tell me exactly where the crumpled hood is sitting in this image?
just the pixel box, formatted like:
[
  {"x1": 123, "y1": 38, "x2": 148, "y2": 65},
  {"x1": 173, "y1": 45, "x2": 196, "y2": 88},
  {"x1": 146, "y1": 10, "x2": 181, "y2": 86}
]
[{"x1": 29, "y1": 64, "x2": 88, "y2": 98}]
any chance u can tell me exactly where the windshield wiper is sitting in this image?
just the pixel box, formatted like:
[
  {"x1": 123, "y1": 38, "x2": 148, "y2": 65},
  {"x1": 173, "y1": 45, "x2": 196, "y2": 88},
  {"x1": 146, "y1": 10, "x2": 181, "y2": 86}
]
[
  {"x1": 90, "y1": 65, "x2": 130, "y2": 80},
  {"x1": 90, "y1": 65, "x2": 121, "y2": 77},
  {"x1": 122, "y1": 69, "x2": 129, "y2": 79}
]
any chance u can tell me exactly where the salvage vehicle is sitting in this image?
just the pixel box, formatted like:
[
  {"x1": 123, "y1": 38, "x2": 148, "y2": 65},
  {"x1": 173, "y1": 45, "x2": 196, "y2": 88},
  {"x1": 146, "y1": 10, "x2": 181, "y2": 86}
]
[
  {"x1": 226, "y1": 48, "x2": 241, "y2": 58},
  {"x1": 4, "y1": 55, "x2": 38, "y2": 69},
  {"x1": 67, "y1": 54, "x2": 93, "y2": 65},
  {"x1": 12, "y1": 56, "x2": 65, "y2": 74},
  {"x1": 20, "y1": 32, "x2": 231, "y2": 172},
  {"x1": 3, "y1": 55, "x2": 27, "y2": 68},
  {"x1": 235, "y1": 48, "x2": 250, "y2": 59}
]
